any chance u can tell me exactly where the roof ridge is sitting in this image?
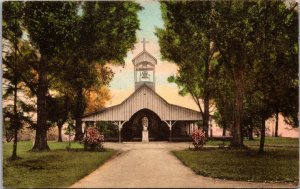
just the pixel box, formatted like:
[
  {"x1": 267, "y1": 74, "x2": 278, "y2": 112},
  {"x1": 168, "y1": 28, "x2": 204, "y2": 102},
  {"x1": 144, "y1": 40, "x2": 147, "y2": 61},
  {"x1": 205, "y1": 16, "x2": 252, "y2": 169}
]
[{"x1": 132, "y1": 50, "x2": 157, "y2": 63}]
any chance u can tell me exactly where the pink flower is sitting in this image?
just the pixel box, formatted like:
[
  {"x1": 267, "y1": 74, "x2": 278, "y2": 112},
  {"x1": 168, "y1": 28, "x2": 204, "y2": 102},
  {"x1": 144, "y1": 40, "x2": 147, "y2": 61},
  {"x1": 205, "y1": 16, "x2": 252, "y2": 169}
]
[
  {"x1": 85, "y1": 127, "x2": 105, "y2": 145},
  {"x1": 192, "y1": 128, "x2": 206, "y2": 150}
]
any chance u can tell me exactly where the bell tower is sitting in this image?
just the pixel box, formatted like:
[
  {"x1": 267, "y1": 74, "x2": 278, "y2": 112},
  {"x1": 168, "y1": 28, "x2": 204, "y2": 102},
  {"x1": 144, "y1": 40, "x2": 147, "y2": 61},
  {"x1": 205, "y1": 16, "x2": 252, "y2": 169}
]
[{"x1": 132, "y1": 38, "x2": 157, "y2": 91}]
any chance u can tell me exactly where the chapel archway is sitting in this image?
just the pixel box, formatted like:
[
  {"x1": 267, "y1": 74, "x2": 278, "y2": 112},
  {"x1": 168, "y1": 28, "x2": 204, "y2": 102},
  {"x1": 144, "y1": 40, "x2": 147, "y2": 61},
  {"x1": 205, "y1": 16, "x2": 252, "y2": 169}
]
[{"x1": 121, "y1": 109, "x2": 169, "y2": 141}]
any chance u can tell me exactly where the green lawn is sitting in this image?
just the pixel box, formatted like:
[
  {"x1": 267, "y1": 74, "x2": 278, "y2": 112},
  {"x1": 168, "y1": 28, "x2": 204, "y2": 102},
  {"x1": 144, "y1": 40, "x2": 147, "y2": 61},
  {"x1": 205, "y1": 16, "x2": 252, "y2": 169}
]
[
  {"x1": 3, "y1": 141, "x2": 116, "y2": 188},
  {"x1": 205, "y1": 137, "x2": 299, "y2": 147},
  {"x1": 244, "y1": 137, "x2": 299, "y2": 147},
  {"x1": 173, "y1": 147, "x2": 299, "y2": 183}
]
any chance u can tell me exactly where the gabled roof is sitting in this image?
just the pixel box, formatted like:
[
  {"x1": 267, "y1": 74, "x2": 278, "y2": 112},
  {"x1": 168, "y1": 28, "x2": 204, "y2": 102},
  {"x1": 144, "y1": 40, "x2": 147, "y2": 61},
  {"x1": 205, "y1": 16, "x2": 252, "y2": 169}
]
[
  {"x1": 82, "y1": 84, "x2": 202, "y2": 121},
  {"x1": 132, "y1": 50, "x2": 157, "y2": 65}
]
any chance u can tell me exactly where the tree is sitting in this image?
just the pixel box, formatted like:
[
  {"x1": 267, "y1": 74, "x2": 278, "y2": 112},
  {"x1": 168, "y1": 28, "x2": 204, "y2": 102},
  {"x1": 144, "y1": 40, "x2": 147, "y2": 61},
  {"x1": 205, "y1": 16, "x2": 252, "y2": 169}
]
[
  {"x1": 2, "y1": 41, "x2": 38, "y2": 159},
  {"x1": 157, "y1": 1, "x2": 298, "y2": 150},
  {"x1": 212, "y1": 1, "x2": 298, "y2": 150},
  {"x1": 64, "y1": 114, "x2": 75, "y2": 150},
  {"x1": 85, "y1": 86, "x2": 111, "y2": 114},
  {"x1": 250, "y1": 1, "x2": 298, "y2": 153},
  {"x1": 62, "y1": 1, "x2": 142, "y2": 141},
  {"x1": 209, "y1": 59, "x2": 235, "y2": 137},
  {"x1": 46, "y1": 95, "x2": 69, "y2": 142},
  {"x1": 2, "y1": 1, "x2": 29, "y2": 159},
  {"x1": 60, "y1": 59, "x2": 98, "y2": 141},
  {"x1": 5, "y1": 1, "x2": 141, "y2": 149},
  {"x1": 156, "y1": 1, "x2": 216, "y2": 137},
  {"x1": 23, "y1": 1, "x2": 80, "y2": 151},
  {"x1": 273, "y1": 2, "x2": 298, "y2": 131},
  {"x1": 211, "y1": 1, "x2": 261, "y2": 147}
]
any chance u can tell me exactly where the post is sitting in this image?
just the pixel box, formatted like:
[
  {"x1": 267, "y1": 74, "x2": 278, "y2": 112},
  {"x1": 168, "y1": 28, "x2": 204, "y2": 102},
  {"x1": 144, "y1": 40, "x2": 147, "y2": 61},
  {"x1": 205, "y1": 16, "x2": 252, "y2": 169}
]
[
  {"x1": 210, "y1": 122, "x2": 213, "y2": 137},
  {"x1": 118, "y1": 121, "x2": 122, "y2": 143},
  {"x1": 168, "y1": 121, "x2": 172, "y2": 142},
  {"x1": 169, "y1": 127, "x2": 172, "y2": 142},
  {"x1": 82, "y1": 122, "x2": 87, "y2": 137}
]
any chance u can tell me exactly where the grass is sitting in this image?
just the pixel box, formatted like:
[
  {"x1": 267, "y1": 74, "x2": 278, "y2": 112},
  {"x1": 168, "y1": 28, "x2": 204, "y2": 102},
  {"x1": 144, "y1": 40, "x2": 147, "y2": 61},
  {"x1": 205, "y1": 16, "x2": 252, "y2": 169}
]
[
  {"x1": 3, "y1": 141, "x2": 116, "y2": 188},
  {"x1": 243, "y1": 137, "x2": 299, "y2": 147},
  {"x1": 173, "y1": 146, "x2": 299, "y2": 183},
  {"x1": 205, "y1": 137, "x2": 299, "y2": 147}
]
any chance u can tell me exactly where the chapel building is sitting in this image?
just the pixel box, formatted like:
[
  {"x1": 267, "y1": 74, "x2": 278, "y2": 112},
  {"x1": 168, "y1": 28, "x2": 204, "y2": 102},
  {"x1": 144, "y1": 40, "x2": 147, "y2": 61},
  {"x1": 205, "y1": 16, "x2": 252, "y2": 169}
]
[{"x1": 82, "y1": 40, "x2": 202, "y2": 142}]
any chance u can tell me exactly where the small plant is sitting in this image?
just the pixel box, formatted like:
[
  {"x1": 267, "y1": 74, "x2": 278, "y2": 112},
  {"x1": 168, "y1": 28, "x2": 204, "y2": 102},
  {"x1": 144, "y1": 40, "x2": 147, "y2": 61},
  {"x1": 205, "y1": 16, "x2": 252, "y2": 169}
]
[
  {"x1": 192, "y1": 128, "x2": 206, "y2": 150},
  {"x1": 64, "y1": 114, "x2": 75, "y2": 151},
  {"x1": 83, "y1": 127, "x2": 105, "y2": 151}
]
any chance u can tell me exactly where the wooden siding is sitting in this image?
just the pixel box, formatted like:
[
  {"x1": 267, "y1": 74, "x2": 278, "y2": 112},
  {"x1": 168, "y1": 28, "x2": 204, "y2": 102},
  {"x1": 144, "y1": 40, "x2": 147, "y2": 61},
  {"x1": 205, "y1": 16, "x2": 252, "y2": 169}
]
[{"x1": 82, "y1": 85, "x2": 202, "y2": 122}]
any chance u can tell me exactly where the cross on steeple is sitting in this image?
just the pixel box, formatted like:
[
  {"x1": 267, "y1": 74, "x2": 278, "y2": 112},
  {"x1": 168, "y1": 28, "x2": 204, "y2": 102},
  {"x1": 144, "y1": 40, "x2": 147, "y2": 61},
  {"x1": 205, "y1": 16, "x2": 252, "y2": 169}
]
[{"x1": 141, "y1": 38, "x2": 149, "y2": 51}]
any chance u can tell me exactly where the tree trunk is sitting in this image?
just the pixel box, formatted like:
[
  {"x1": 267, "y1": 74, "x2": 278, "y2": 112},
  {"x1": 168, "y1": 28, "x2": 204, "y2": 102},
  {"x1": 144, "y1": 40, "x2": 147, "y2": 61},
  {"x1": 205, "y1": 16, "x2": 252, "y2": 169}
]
[
  {"x1": 74, "y1": 88, "x2": 84, "y2": 141},
  {"x1": 11, "y1": 126, "x2": 18, "y2": 159},
  {"x1": 230, "y1": 64, "x2": 244, "y2": 148},
  {"x1": 11, "y1": 29, "x2": 19, "y2": 160},
  {"x1": 222, "y1": 122, "x2": 226, "y2": 136},
  {"x1": 203, "y1": 42, "x2": 210, "y2": 138},
  {"x1": 57, "y1": 124, "x2": 63, "y2": 142},
  {"x1": 248, "y1": 126, "x2": 254, "y2": 140},
  {"x1": 259, "y1": 116, "x2": 266, "y2": 154},
  {"x1": 11, "y1": 82, "x2": 18, "y2": 159},
  {"x1": 275, "y1": 112, "x2": 279, "y2": 137},
  {"x1": 32, "y1": 57, "x2": 50, "y2": 151},
  {"x1": 203, "y1": 99, "x2": 209, "y2": 138}
]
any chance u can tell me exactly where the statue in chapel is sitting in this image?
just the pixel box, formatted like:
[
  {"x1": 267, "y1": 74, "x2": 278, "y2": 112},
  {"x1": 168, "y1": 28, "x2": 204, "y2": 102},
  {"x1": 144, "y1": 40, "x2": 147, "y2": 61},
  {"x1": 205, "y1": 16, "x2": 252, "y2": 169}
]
[{"x1": 142, "y1": 117, "x2": 148, "y2": 131}]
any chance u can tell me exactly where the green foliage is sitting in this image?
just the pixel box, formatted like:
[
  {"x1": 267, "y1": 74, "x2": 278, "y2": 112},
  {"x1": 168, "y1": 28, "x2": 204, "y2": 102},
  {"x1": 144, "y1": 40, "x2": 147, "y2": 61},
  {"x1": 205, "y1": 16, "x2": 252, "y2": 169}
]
[
  {"x1": 3, "y1": 1, "x2": 38, "y2": 157},
  {"x1": 156, "y1": 1, "x2": 212, "y2": 102},
  {"x1": 3, "y1": 1, "x2": 142, "y2": 148},
  {"x1": 96, "y1": 122, "x2": 118, "y2": 138},
  {"x1": 46, "y1": 95, "x2": 69, "y2": 128},
  {"x1": 61, "y1": 1, "x2": 142, "y2": 140},
  {"x1": 64, "y1": 115, "x2": 75, "y2": 150},
  {"x1": 2, "y1": 1, "x2": 23, "y2": 41},
  {"x1": 209, "y1": 60, "x2": 235, "y2": 131},
  {"x1": 23, "y1": 2, "x2": 79, "y2": 57},
  {"x1": 158, "y1": 1, "x2": 298, "y2": 149},
  {"x1": 156, "y1": 2, "x2": 215, "y2": 135},
  {"x1": 3, "y1": 101, "x2": 35, "y2": 129},
  {"x1": 64, "y1": 116, "x2": 75, "y2": 136},
  {"x1": 78, "y1": 2, "x2": 142, "y2": 64}
]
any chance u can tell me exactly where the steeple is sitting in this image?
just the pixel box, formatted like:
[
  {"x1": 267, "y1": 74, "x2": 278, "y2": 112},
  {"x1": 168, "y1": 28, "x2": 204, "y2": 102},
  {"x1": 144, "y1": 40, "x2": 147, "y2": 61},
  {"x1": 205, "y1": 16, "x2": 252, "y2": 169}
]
[{"x1": 132, "y1": 38, "x2": 157, "y2": 91}]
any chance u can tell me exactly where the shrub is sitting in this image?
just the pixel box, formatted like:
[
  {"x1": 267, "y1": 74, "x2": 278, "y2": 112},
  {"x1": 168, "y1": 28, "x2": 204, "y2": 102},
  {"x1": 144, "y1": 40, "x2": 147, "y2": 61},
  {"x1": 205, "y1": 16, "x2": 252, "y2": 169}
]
[
  {"x1": 96, "y1": 122, "x2": 118, "y2": 138},
  {"x1": 83, "y1": 127, "x2": 105, "y2": 151},
  {"x1": 192, "y1": 128, "x2": 206, "y2": 150},
  {"x1": 64, "y1": 117, "x2": 75, "y2": 150}
]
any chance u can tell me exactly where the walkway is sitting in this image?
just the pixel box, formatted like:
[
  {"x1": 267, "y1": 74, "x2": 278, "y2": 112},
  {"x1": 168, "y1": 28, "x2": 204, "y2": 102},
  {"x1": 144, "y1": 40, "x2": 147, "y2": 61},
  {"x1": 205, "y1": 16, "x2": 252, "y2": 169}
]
[{"x1": 71, "y1": 142, "x2": 297, "y2": 188}]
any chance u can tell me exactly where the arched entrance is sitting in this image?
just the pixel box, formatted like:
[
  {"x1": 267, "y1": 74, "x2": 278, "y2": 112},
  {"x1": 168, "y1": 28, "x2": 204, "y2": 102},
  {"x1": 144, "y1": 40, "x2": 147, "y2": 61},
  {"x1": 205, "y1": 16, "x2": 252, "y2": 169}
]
[{"x1": 121, "y1": 109, "x2": 169, "y2": 141}]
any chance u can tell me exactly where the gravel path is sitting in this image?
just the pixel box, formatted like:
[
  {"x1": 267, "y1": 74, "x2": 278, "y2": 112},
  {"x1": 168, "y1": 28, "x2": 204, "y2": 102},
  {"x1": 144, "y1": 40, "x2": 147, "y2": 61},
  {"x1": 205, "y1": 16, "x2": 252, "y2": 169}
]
[{"x1": 71, "y1": 142, "x2": 297, "y2": 188}]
